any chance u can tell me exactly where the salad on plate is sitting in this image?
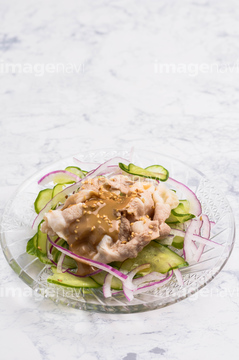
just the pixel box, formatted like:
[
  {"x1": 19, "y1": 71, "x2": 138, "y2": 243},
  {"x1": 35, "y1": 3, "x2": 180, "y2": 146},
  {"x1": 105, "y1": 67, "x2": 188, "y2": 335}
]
[{"x1": 27, "y1": 156, "x2": 221, "y2": 301}]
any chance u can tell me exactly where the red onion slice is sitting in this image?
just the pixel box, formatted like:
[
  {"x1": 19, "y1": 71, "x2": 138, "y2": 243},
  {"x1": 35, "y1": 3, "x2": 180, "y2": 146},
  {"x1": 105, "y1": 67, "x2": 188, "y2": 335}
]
[
  {"x1": 133, "y1": 271, "x2": 173, "y2": 295},
  {"x1": 174, "y1": 268, "x2": 184, "y2": 286},
  {"x1": 183, "y1": 218, "x2": 202, "y2": 262},
  {"x1": 122, "y1": 264, "x2": 150, "y2": 301},
  {"x1": 193, "y1": 215, "x2": 210, "y2": 262},
  {"x1": 132, "y1": 272, "x2": 166, "y2": 287},
  {"x1": 38, "y1": 170, "x2": 81, "y2": 186},
  {"x1": 191, "y1": 233, "x2": 221, "y2": 248},
  {"x1": 167, "y1": 177, "x2": 202, "y2": 216}
]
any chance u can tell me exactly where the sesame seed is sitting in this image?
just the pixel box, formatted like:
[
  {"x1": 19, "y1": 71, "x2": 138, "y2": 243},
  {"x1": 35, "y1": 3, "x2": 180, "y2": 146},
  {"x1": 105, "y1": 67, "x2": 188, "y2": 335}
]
[
  {"x1": 74, "y1": 230, "x2": 77, "y2": 234},
  {"x1": 121, "y1": 241, "x2": 127, "y2": 244},
  {"x1": 98, "y1": 220, "x2": 101, "y2": 224},
  {"x1": 149, "y1": 225, "x2": 154, "y2": 229},
  {"x1": 91, "y1": 226, "x2": 96, "y2": 231},
  {"x1": 148, "y1": 231, "x2": 153, "y2": 234}
]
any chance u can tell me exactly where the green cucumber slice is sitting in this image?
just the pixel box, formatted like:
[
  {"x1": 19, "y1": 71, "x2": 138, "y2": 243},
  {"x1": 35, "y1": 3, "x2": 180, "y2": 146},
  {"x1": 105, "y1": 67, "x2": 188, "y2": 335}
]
[
  {"x1": 34, "y1": 188, "x2": 53, "y2": 214},
  {"x1": 52, "y1": 182, "x2": 74, "y2": 200},
  {"x1": 91, "y1": 271, "x2": 123, "y2": 290},
  {"x1": 145, "y1": 165, "x2": 169, "y2": 181},
  {"x1": 36, "y1": 223, "x2": 52, "y2": 264},
  {"x1": 47, "y1": 267, "x2": 100, "y2": 288},
  {"x1": 119, "y1": 163, "x2": 169, "y2": 181},
  {"x1": 120, "y1": 242, "x2": 188, "y2": 274},
  {"x1": 166, "y1": 200, "x2": 195, "y2": 224},
  {"x1": 172, "y1": 236, "x2": 184, "y2": 249},
  {"x1": 26, "y1": 234, "x2": 37, "y2": 256},
  {"x1": 65, "y1": 166, "x2": 86, "y2": 178}
]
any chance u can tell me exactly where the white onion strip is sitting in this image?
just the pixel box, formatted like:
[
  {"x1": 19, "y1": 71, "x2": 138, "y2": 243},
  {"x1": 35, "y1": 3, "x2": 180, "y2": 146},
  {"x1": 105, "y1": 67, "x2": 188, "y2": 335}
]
[
  {"x1": 103, "y1": 273, "x2": 113, "y2": 298},
  {"x1": 56, "y1": 253, "x2": 66, "y2": 273}
]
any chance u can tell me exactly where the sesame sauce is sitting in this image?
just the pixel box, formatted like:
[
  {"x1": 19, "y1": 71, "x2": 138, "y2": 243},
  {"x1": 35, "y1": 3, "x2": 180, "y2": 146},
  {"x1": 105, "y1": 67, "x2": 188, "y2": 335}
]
[{"x1": 66, "y1": 191, "x2": 133, "y2": 275}]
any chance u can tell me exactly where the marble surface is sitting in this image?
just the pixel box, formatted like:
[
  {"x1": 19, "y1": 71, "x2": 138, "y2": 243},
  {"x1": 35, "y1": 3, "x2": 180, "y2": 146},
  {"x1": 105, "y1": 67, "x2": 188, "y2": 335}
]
[{"x1": 0, "y1": 0, "x2": 239, "y2": 359}]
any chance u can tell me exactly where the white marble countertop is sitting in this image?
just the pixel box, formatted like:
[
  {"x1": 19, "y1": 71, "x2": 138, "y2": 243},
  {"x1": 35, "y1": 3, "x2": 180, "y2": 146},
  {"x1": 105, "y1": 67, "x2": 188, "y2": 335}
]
[{"x1": 0, "y1": 1, "x2": 239, "y2": 359}]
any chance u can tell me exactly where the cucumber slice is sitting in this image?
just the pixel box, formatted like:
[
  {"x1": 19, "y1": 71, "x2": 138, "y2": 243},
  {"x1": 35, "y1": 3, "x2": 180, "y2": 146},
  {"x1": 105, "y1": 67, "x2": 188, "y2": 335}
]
[
  {"x1": 34, "y1": 188, "x2": 53, "y2": 214},
  {"x1": 36, "y1": 223, "x2": 52, "y2": 264},
  {"x1": 145, "y1": 165, "x2": 169, "y2": 181},
  {"x1": 91, "y1": 271, "x2": 123, "y2": 290},
  {"x1": 119, "y1": 163, "x2": 169, "y2": 181},
  {"x1": 166, "y1": 200, "x2": 195, "y2": 224},
  {"x1": 171, "y1": 200, "x2": 190, "y2": 216},
  {"x1": 120, "y1": 242, "x2": 188, "y2": 274},
  {"x1": 65, "y1": 166, "x2": 86, "y2": 178},
  {"x1": 52, "y1": 182, "x2": 74, "y2": 201},
  {"x1": 172, "y1": 236, "x2": 184, "y2": 249},
  {"x1": 47, "y1": 267, "x2": 100, "y2": 288},
  {"x1": 26, "y1": 234, "x2": 37, "y2": 256}
]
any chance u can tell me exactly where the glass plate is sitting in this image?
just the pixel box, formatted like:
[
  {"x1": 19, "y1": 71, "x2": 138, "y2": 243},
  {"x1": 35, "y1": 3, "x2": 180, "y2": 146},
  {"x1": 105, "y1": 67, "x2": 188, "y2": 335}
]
[{"x1": 0, "y1": 148, "x2": 235, "y2": 313}]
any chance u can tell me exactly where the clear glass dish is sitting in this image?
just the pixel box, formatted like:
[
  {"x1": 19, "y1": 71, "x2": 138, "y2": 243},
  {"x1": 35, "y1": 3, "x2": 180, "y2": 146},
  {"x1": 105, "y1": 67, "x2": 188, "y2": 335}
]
[{"x1": 0, "y1": 148, "x2": 235, "y2": 313}]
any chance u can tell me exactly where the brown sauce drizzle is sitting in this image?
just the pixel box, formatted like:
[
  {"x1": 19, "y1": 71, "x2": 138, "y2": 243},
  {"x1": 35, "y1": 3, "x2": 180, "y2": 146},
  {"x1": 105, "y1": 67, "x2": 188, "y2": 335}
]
[{"x1": 66, "y1": 191, "x2": 133, "y2": 275}]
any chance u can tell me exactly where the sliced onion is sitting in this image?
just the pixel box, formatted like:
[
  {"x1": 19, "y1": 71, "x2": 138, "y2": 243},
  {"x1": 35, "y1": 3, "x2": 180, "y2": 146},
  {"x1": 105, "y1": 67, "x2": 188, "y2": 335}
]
[
  {"x1": 133, "y1": 271, "x2": 166, "y2": 287},
  {"x1": 73, "y1": 157, "x2": 100, "y2": 168},
  {"x1": 133, "y1": 271, "x2": 173, "y2": 295},
  {"x1": 183, "y1": 218, "x2": 201, "y2": 262},
  {"x1": 122, "y1": 264, "x2": 150, "y2": 301},
  {"x1": 56, "y1": 253, "x2": 65, "y2": 273},
  {"x1": 103, "y1": 273, "x2": 113, "y2": 298},
  {"x1": 174, "y1": 268, "x2": 184, "y2": 286},
  {"x1": 167, "y1": 177, "x2": 202, "y2": 216},
  {"x1": 193, "y1": 215, "x2": 210, "y2": 262},
  {"x1": 47, "y1": 235, "x2": 136, "y2": 289},
  {"x1": 38, "y1": 170, "x2": 81, "y2": 186}
]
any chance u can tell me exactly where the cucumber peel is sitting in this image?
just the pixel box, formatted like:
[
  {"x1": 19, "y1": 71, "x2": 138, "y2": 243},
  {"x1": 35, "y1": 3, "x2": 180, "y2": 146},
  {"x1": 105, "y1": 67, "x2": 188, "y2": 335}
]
[
  {"x1": 119, "y1": 163, "x2": 169, "y2": 181},
  {"x1": 47, "y1": 267, "x2": 100, "y2": 288},
  {"x1": 65, "y1": 166, "x2": 87, "y2": 178},
  {"x1": 34, "y1": 188, "x2": 53, "y2": 214}
]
